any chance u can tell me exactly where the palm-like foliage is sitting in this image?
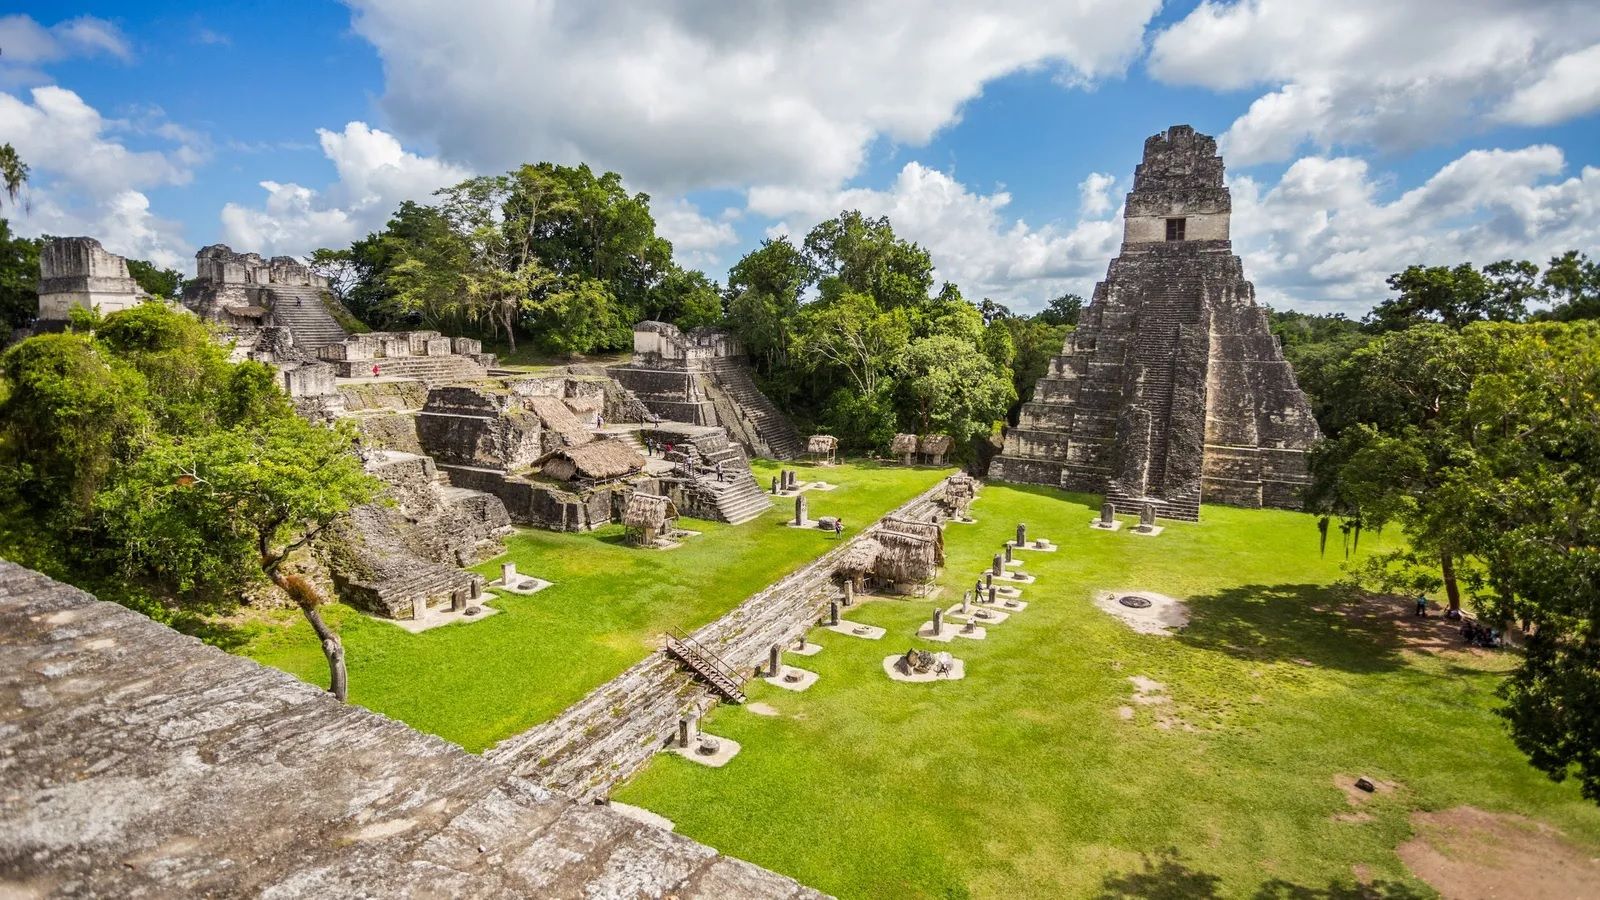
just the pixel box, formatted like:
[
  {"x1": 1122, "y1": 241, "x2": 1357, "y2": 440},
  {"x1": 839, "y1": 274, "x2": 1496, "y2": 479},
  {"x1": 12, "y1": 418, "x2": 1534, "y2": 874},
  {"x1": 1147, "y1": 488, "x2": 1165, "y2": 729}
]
[{"x1": 0, "y1": 144, "x2": 27, "y2": 210}]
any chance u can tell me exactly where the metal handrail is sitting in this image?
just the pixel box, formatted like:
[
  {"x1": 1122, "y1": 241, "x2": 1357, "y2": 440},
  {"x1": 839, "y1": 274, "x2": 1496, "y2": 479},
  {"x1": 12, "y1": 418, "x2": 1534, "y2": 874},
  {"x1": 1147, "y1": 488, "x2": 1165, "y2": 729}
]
[{"x1": 667, "y1": 626, "x2": 742, "y2": 685}]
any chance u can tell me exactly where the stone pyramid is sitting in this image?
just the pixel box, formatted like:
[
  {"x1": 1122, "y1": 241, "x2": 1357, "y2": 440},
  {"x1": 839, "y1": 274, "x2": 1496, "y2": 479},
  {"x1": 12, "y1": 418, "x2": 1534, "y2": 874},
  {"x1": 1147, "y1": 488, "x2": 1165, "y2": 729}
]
[{"x1": 990, "y1": 125, "x2": 1320, "y2": 521}]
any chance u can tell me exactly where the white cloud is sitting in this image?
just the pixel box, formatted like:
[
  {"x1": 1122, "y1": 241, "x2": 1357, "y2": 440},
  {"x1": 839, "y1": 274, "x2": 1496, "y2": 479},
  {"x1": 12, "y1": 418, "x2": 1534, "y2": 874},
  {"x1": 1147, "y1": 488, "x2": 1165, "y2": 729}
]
[
  {"x1": 1499, "y1": 42, "x2": 1600, "y2": 126},
  {"x1": 1078, "y1": 172, "x2": 1117, "y2": 216},
  {"x1": 0, "y1": 86, "x2": 199, "y2": 269},
  {"x1": 1149, "y1": 0, "x2": 1600, "y2": 165},
  {"x1": 0, "y1": 14, "x2": 132, "y2": 85},
  {"x1": 0, "y1": 87, "x2": 193, "y2": 195},
  {"x1": 749, "y1": 162, "x2": 1122, "y2": 309},
  {"x1": 347, "y1": 0, "x2": 1161, "y2": 193},
  {"x1": 653, "y1": 198, "x2": 739, "y2": 270},
  {"x1": 219, "y1": 121, "x2": 469, "y2": 256},
  {"x1": 1232, "y1": 145, "x2": 1600, "y2": 314}
]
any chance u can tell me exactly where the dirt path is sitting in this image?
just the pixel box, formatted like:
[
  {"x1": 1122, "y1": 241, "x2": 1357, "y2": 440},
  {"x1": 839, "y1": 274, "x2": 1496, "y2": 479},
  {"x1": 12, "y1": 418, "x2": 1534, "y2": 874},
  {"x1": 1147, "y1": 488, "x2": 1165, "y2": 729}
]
[{"x1": 1397, "y1": 805, "x2": 1600, "y2": 899}]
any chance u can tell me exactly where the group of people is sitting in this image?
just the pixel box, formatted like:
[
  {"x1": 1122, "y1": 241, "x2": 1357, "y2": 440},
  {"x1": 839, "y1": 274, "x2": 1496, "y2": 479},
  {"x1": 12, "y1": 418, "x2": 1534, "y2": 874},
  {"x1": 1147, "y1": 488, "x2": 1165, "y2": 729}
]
[{"x1": 1461, "y1": 620, "x2": 1502, "y2": 649}]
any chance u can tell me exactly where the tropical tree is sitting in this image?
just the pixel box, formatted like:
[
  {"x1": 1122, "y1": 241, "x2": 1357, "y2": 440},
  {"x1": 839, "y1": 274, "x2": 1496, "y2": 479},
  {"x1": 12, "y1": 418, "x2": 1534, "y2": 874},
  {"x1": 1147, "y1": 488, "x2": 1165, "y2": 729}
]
[
  {"x1": 0, "y1": 143, "x2": 27, "y2": 210},
  {"x1": 102, "y1": 418, "x2": 377, "y2": 700}
]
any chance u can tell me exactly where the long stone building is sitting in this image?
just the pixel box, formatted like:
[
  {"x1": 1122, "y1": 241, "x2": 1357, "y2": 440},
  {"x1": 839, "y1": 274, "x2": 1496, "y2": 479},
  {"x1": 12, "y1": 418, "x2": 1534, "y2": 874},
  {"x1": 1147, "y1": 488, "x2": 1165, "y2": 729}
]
[{"x1": 991, "y1": 125, "x2": 1320, "y2": 520}]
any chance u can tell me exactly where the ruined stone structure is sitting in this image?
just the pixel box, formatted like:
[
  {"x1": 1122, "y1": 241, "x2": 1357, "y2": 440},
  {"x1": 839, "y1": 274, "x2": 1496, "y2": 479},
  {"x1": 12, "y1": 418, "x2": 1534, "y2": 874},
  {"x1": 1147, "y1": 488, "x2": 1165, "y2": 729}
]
[
  {"x1": 182, "y1": 244, "x2": 349, "y2": 350},
  {"x1": 0, "y1": 561, "x2": 821, "y2": 897},
  {"x1": 35, "y1": 237, "x2": 146, "y2": 321},
  {"x1": 991, "y1": 126, "x2": 1320, "y2": 520},
  {"x1": 329, "y1": 450, "x2": 511, "y2": 620},
  {"x1": 318, "y1": 331, "x2": 497, "y2": 382},
  {"x1": 612, "y1": 322, "x2": 804, "y2": 459}
]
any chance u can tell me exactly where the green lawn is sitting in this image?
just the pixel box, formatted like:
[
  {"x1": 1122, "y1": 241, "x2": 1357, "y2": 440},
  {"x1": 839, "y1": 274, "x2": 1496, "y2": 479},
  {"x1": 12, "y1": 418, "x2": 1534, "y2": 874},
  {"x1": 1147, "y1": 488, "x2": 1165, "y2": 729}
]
[
  {"x1": 612, "y1": 483, "x2": 1600, "y2": 899},
  {"x1": 236, "y1": 459, "x2": 949, "y2": 751}
]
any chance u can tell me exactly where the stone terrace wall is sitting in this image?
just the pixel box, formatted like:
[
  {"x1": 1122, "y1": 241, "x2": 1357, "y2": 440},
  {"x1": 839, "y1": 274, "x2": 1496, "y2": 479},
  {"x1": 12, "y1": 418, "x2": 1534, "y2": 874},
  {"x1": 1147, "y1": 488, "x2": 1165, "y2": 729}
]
[
  {"x1": 0, "y1": 561, "x2": 824, "y2": 898},
  {"x1": 488, "y1": 479, "x2": 953, "y2": 800}
]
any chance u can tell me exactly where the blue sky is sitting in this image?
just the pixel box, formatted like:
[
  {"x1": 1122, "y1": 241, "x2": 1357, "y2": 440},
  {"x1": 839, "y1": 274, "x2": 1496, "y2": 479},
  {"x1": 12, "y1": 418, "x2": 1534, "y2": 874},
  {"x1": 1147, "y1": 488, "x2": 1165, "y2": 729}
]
[{"x1": 4, "y1": 1, "x2": 1598, "y2": 316}]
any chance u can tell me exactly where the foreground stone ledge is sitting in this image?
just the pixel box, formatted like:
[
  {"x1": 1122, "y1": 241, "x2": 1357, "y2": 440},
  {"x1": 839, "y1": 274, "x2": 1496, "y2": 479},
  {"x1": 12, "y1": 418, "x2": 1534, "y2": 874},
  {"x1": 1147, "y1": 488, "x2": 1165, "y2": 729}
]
[{"x1": 0, "y1": 560, "x2": 825, "y2": 899}]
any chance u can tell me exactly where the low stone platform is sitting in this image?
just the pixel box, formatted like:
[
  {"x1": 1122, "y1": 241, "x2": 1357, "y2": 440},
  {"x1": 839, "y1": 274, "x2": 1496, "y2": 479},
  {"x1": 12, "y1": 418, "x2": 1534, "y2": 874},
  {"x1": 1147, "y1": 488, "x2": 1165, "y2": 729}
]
[
  {"x1": 827, "y1": 620, "x2": 885, "y2": 640},
  {"x1": 671, "y1": 734, "x2": 742, "y2": 768},
  {"x1": 763, "y1": 665, "x2": 818, "y2": 692},
  {"x1": 882, "y1": 655, "x2": 966, "y2": 683}
]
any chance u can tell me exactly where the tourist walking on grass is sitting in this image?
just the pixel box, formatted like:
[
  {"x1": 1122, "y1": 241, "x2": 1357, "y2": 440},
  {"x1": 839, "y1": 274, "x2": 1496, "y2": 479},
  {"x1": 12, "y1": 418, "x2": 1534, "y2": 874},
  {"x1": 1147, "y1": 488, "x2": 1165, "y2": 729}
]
[{"x1": 1415, "y1": 594, "x2": 1428, "y2": 617}]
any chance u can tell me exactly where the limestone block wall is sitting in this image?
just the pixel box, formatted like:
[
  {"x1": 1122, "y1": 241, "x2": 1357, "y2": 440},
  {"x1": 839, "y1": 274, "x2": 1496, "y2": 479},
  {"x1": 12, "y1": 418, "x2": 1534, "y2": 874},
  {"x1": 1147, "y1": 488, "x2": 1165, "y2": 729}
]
[{"x1": 36, "y1": 236, "x2": 145, "y2": 320}]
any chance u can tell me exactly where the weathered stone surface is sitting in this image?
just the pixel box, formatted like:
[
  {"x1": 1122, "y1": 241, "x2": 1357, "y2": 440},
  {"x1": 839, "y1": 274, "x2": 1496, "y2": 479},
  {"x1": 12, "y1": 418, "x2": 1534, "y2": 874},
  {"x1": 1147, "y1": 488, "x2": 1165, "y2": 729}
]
[
  {"x1": 992, "y1": 126, "x2": 1320, "y2": 520},
  {"x1": 325, "y1": 450, "x2": 511, "y2": 619},
  {"x1": 36, "y1": 237, "x2": 146, "y2": 321},
  {"x1": 611, "y1": 322, "x2": 803, "y2": 459},
  {"x1": 0, "y1": 561, "x2": 824, "y2": 898}
]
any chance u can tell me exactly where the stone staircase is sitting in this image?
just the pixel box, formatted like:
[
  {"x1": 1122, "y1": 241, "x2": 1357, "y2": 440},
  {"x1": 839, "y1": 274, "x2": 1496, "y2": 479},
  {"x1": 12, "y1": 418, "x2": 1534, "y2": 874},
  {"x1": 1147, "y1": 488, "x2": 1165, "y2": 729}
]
[
  {"x1": 699, "y1": 471, "x2": 773, "y2": 524},
  {"x1": 266, "y1": 284, "x2": 348, "y2": 350},
  {"x1": 329, "y1": 355, "x2": 489, "y2": 383},
  {"x1": 1099, "y1": 280, "x2": 1204, "y2": 521},
  {"x1": 705, "y1": 358, "x2": 804, "y2": 460},
  {"x1": 665, "y1": 628, "x2": 747, "y2": 703}
]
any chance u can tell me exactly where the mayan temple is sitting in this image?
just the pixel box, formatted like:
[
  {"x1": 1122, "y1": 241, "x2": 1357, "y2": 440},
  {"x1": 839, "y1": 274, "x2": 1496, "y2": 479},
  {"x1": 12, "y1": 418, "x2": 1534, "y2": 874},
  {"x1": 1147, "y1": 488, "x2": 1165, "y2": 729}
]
[{"x1": 991, "y1": 125, "x2": 1320, "y2": 521}]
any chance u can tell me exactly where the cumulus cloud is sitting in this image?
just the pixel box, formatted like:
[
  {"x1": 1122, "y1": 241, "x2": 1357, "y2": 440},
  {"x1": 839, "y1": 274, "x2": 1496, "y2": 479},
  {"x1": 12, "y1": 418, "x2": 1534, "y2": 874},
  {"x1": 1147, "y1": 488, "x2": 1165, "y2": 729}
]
[
  {"x1": 219, "y1": 121, "x2": 469, "y2": 256},
  {"x1": 1149, "y1": 0, "x2": 1600, "y2": 165},
  {"x1": 1232, "y1": 145, "x2": 1600, "y2": 314},
  {"x1": 0, "y1": 14, "x2": 132, "y2": 85},
  {"x1": 346, "y1": 0, "x2": 1161, "y2": 193},
  {"x1": 1499, "y1": 42, "x2": 1600, "y2": 126},
  {"x1": 653, "y1": 198, "x2": 739, "y2": 270},
  {"x1": 0, "y1": 86, "x2": 199, "y2": 268},
  {"x1": 1078, "y1": 173, "x2": 1118, "y2": 217},
  {"x1": 750, "y1": 162, "x2": 1122, "y2": 309}
]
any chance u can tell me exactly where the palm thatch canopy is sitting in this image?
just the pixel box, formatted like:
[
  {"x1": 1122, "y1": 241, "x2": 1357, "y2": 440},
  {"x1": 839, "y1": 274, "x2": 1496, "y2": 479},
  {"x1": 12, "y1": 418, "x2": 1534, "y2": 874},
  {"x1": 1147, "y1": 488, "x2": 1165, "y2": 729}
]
[
  {"x1": 890, "y1": 433, "x2": 918, "y2": 455},
  {"x1": 834, "y1": 537, "x2": 883, "y2": 579},
  {"x1": 941, "y1": 473, "x2": 977, "y2": 513},
  {"x1": 536, "y1": 440, "x2": 645, "y2": 483},
  {"x1": 527, "y1": 395, "x2": 590, "y2": 436},
  {"x1": 622, "y1": 492, "x2": 677, "y2": 529},
  {"x1": 918, "y1": 434, "x2": 953, "y2": 455},
  {"x1": 882, "y1": 516, "x2": 945, "y2": 564},
  {"x1": 807, "y1": 434, "x2": 838, "y2": 453},
  {"x1": 872, "y1": 529, "x2": 940, "y2": 586}
]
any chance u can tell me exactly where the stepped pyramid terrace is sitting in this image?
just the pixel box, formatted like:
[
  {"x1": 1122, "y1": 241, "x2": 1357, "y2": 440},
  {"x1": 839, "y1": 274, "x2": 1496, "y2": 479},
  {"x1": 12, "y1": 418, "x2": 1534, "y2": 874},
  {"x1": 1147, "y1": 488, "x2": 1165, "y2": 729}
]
[{"x1": 991, "y1": 126, "x2": 1320, "y2": 521}]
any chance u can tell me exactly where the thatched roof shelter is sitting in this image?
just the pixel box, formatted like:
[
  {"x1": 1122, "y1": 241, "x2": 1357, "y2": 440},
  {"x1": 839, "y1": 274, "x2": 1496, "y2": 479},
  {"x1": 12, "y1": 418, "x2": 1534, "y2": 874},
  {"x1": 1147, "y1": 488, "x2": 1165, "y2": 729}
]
[
  {"x1": 890, "y1": 433, "x2": 918, "y2": 455},
  {"x1": 536, "y1": 440, "x2": 645, "y2": 483},
  {"x1": 527, "y1": 395, "x2": 590, "y2": 436},
  {"x1": 872, "y1": 529, "x2": 940, "y2": 588},
  {"x1": 622, "y1": 492, "x2": 678, "y2": 545},
  {"x1": 807, "y1": 434, "x2": 838, "y2": 453},
  {"x1": 882, "y1": 516, "x2": 945, "y2": 564},
  {"x1": 834, "y1": 537, "x2": 883, "y2": 580},
  {"x1": 918, "y1": 434, "x2": 953, "y2": 456},
  {"x1": 941, "y1": 472, "x2": 977, "y2": 514},
  {"x1": 623, "y1": 492, "x2": 677, "y2": 529}
]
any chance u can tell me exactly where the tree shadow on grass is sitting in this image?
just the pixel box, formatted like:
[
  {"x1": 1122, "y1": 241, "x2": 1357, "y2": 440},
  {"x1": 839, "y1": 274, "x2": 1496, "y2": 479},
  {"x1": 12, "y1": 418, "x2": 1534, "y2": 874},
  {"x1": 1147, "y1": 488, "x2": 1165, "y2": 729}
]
[
  {"x1": 1096, "y1": 850, "x2": 1426, "y2": 900},
  {"x1": 1177, "y1": 583, "x2": 1407, "y2": 674}
]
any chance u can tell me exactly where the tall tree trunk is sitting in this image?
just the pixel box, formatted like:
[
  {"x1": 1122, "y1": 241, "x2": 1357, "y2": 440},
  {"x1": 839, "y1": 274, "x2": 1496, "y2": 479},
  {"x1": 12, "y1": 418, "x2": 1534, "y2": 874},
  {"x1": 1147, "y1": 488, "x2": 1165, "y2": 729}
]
[
  {"x1": 502, "y1": 304, "x2": 517, "y2": 353},
  {"x1": 1440, "y1": 550, "x2": 1462, "y2": 613},
  {"x1": 298, "y1": 601, "x2": 349, "y2": 702},
  {"x1": 265, "y1": 564, "x2": 349, "y2": 702}
]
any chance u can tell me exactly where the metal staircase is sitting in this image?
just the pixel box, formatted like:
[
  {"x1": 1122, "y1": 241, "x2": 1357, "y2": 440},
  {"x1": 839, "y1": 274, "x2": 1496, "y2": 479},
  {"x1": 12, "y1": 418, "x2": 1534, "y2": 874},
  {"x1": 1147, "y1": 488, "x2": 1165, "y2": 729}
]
[{"x1": 664, "y1": 627, "x2": 747, "y2": 703}]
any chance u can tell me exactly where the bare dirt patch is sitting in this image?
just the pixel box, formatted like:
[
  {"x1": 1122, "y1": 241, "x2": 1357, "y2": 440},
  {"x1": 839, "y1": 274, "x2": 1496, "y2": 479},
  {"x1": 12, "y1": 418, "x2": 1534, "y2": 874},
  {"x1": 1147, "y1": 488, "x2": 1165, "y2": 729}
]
[
  {"x1": 1094, "y1": 590, "x2": 1190, "y2": 635},
  {"x1": 1324, "y1": 593, "x2": 1501, "y2": 658},
  {"x1": 1334, "y1": 773, "x2": 1400, "y2": 806},
  {"x1": 1398, "y1": 805, "x2": 1600, "y2": 900}
]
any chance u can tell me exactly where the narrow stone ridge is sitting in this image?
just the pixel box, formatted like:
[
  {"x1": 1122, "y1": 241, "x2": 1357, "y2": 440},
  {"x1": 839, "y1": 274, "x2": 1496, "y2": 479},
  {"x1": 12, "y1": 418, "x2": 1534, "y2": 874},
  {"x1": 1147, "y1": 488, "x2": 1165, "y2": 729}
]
[
  {"x1": 0, "y1": 561, "x2": 825, "y2": 899},
  {"x1": 488, "y1": 478, "x2": 953, "y2": 800}
]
